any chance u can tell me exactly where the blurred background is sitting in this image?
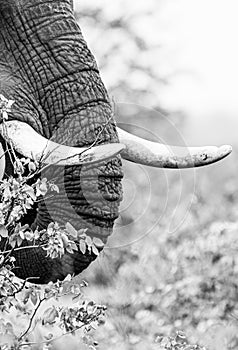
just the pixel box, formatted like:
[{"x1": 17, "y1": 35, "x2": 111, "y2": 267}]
[
  {"x1": 74, "y1": 1, "x2": 238, "y2": 349},
  {"x1": 76, "y1": 0, "x2": 238, "y2": 145}
]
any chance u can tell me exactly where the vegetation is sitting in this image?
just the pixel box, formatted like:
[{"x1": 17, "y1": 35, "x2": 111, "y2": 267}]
[
  {"x1": 74, "y1": 5, "x2": 238, "y2": 349},
  {"x1": 0, "y1": 3, "x2": 236, "y2": 350},
  {"x1": 77, "y1": 140, "x2": 238, "y2": 350},
  {"x1": 0, "y1": 96, "x2": 107, "y2": 349}
]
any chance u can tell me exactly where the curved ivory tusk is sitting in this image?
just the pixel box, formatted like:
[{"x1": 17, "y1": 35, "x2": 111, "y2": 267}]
[
  {"x1": 117, "y1": 127, "x2": 232, "y2": 168},
  {"x1": 0, "y1": 121, "x2": 125, "y2": 166}
]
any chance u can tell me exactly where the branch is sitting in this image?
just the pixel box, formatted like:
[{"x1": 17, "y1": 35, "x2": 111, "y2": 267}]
[
  {"x1": 4, "y1": 276, "x2": 39, "y2": 298},
  {"x1": 39, "y1": 114, "x2": 113, "y2": 171},
  {"x1": 2, "y1": 244, "x2": 47, "y2": 255},
  {"x1": 18, "y1": 314, "x2": 99, "y2": 348},
  {"x1": 18, "y1": 297, "x2": 46, "y2": 341}
]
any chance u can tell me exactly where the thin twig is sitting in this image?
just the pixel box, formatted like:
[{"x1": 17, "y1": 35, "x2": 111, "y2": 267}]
[
  {"x1": 3, "y1": 244, "x2": 47, "y2": 255},
  {"x1": 18, "y1": 316, "x2": 97, "y2": 348},
  {"x1": 40, "y1": 115, "x2": 113, "y2": 171},
  {"x1": 4, "y1": 276, "x2": 39, "y2": 298},
  {"x1": 18, "y1": 297, "x2": 46, "y2": 341},
  {"x1": 0, "y1": 148, "x2": 9, "y2": 160}
]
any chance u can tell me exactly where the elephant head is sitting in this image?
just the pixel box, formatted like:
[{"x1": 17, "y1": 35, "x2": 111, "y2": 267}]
[{"x1": 0, "y1": 0, "x2": 232, "y2": 284}]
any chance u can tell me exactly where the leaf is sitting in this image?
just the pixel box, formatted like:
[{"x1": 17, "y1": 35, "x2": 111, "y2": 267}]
[
  {"x1": 87, "y1": 301, "x2": 95, "y2": 314},
  {"x1": 9, "y1": 238, "x2": 16, "y2": 249},
  {"x1": 80, "y1": 280, "x2": 88, "y2": 288},
  {"x1": 36, "y1": 178, "x2": 48, "y2": 196},
  {"x1": 42, "y1": 306, "x2": 59, "y2": 325},
  {"x1": 92, "y1": 237, "x2": 104, "y2": 249},
  {"x1": 63, "y1": 274, "x2": 72, "y2": 282},
  {"x1": 28, "y1": 161, "x2": 36, "y2": 172},
  {"x1": 16, "y1": 236, "x2": 23, "y2": 247},
  {"x1": 19, "y1": 230, "x2": 25, "y2": 239},
  {"x1": 66, "y1": 246, "x2": 73, "y2": 254},
  {"x1": 79, "y1": 240, "x2": 86, "y2": 254},
  {"x1": 65, "y1": 222, "x2": 78, "y2": 239},
  {"x1": 33, "y1": 228, "x2": 41, "y2": 240},
  {"x1": 70, "y1": 284, "x2": 81, "y2": 295},
  {"x1": 0, "y1": 225, "x2": 8, "y2": 238},
  {"x1": 85, "y1": 235, "x2": 92, "y2": 247},
  {"x1": 25, "y1": 231, "x2": 35, "y2": 241},
  {"x1": 70, "y1": 242, "x2": 78, "y2": 251},
  {"x1": 47, "y1": 222, "x2": 55, "y2": 230},
  {"x1": 92, "y1": 245, "x2": 99, "y2": 256},
  {"x1": 72, "y1": 294, "x2": 82, "y2": 303},
  {"x1": 30, "y1": 293, "x2": 38, "y2": 306},
  {"x1": 61, "y1": 233, "x2": 69, "y2": 247},
  {"x1": 3, "y1": 185, "x2": 11, "y2": 200},
  {"x1": 2, "y1": 111, "x2": 8, "y2": 121},
  {"x1": 23, "y1": 184, "x2": 36, "y2": 201},
  {"x1": 22, "y1": 289, "x2": 31, "y2": 304},
  {"x1": 78, "y1": 228, "x2": 88, "y2": 237},
  {"x1": 50, "y1": 184, "x2": 59, "y2": 193},
  {"x1": 21, "y1": 157, "x2": 29, "y2": 164}
]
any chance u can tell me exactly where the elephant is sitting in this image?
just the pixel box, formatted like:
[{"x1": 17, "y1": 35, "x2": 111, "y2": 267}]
[{"x1": 0, "y1": 0, "x2": 232, "y2": 284}]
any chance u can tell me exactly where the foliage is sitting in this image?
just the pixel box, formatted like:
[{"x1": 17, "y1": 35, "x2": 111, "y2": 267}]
[
  {"x1": 0, "y1": 96, "x2": 106, "y2": 349},
  {"x1": 73, "y1": 6, "x2": 238, "y2": 348},
  {"x1": 0, "y1": 2, "x2": 236, "y2": 347},
  {"x1": 156, "y1": 331, "x2": 206, "y2": 350},
  {"x1": 0, "y1": 275, "x2": 107, "y2": 350},
  {"x1": 0, "y1": 154, "x2": 102, "y2": 260},
  {"x1": 77, "y1": 152, "x2": 238, "y2": 350}
]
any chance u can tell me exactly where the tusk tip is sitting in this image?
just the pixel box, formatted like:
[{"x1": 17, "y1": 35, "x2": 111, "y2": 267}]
[{"x1": 218, "y1": 144, "x2": 232, "y2": 158}]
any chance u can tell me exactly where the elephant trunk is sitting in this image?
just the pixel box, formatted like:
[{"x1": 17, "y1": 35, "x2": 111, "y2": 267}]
[{"x1": 0, "y1": 0, "x2": 123, "y2": 283}]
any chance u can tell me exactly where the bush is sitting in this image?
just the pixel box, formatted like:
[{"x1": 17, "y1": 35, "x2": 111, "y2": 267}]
[{"x1": 0, "y1": 96, "x2": 106, "y2": 349}]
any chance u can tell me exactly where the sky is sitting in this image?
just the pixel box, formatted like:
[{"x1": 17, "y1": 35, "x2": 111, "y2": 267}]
[
  {"x1": 77, "y1": 0, "x2": 238, "y2": 146},
  {"x1": 156, "y1": 0, "x2": 238, "y2": 146}
]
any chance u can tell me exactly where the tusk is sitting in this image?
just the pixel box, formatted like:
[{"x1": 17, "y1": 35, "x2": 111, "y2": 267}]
[
  {"x1": 0, "y1": 121, "x2": 125, "y2": 166},
  {"x1": 117, "y1": 127, "x2": 232, "y2": 168}
]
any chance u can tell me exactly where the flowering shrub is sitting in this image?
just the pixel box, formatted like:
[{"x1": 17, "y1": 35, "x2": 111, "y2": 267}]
[
  {"x1": 0, "y1": 96, "x2": 106, "y2": 349},
  {"x1": 0, "y1": 157, "x2": 102, "y2": 260},
  {"x1": 0, "y1": 275, "x2": 107, "y2": 349}
]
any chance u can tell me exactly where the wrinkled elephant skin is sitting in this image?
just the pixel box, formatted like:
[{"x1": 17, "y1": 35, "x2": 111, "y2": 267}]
[{"x1": 0, "y1": 0, "x2": 123, "y2": 283}]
